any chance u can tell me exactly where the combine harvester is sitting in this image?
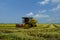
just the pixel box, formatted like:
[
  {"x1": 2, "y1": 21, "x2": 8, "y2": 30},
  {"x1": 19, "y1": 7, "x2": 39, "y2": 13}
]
[{"x1": 16, "y1": 17, "x2": 37, "y2": 28}]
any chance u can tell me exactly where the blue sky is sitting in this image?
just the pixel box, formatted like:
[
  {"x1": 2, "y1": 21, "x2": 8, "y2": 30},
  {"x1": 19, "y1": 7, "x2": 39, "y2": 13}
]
[{"x1": 0, "y1": 0, "x2": 60, "y2": 23}]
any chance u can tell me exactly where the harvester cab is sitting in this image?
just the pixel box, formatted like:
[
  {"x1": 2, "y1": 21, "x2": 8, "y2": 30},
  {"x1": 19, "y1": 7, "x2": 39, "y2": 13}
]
[
  {"x1": 22, "y1": 17, "x2": 37, "y2": 27},
  {"x1": 22, "y1": 17, "x2": 33, "y2": 24}
]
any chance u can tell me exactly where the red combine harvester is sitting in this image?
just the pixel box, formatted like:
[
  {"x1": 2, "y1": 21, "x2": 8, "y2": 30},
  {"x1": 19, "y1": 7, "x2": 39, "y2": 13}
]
[{"x1": 16, "y1": 17, "x2": 37, "y2": 28}]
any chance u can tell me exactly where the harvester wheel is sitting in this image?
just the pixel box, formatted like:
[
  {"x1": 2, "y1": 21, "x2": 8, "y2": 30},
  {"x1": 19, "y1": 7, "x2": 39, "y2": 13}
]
[{"x1": 24, "y1": 24, "x2": 29, "y2": 28}]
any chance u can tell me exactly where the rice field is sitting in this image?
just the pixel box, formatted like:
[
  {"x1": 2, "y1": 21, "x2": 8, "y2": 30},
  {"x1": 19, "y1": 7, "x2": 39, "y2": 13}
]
[{"x1": 0, "y1": 24, "x2": 60, "y2": 40}]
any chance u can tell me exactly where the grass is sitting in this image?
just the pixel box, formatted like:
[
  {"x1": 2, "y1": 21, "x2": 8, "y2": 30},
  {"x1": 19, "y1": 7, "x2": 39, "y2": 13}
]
[{"x1": 0, "y1": 24, "x2": 60, "y2": 40}]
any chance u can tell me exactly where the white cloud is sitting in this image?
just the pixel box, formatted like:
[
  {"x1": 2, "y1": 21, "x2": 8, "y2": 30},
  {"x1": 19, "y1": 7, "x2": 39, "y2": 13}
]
[
  {"x1": 52, "y1": 0, "x2": 60, "y2": 3},
  {"x1": 52, "y1": 4, "x2": 60, "y2": 11},
  {"x1": 26, "y1": 12, "x2": 33, "y2": 16},
  {"x1": 38, "y1": 0, "x2": 49, "y2": 5},
  {"x1": 34, "y1": 14, "x2": 50, "y2": 18},
  {"x1": 39, "y1": 10, "x2": 47, "y2": 13},
  {"x1": 47, "y1": 18, "x2": 53, "y2": 21},
  {"x1": 38, "y1": 0, "x2": 60, "y2": 5},
  {"x1": 47, "y1": 17, "x2": 60, "y2": 23},
  {"x1": 25, "y1": 12, "x2": 50, "y2": 18}
]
